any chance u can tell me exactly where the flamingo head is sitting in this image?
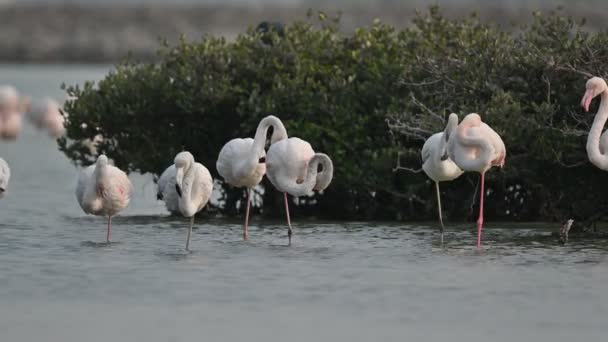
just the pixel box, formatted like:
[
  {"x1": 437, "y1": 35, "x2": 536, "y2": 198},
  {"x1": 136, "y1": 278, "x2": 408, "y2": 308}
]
[{"x1": 581, "y1": 77, "x2": 608, "y2": 112}]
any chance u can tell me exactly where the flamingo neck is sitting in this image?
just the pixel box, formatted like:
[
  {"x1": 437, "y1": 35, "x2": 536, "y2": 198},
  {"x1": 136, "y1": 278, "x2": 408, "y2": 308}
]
[
  {"x1": 249, "y1": 116, "x2": 288, "y2": 167},
  {"x1": 178, "y1": 163, "x2": 198, "y2": 217},
  {"x1": 586, "y1": 91, "x2": 608, "y2": 170},
  {"x1": 277, "y1": 153, "x2": 331, "y2": 197}
]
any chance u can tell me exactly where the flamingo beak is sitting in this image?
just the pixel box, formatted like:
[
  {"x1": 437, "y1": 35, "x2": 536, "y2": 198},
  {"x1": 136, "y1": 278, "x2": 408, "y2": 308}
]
[
  {"x1": 581, "y1": 90, "x2": 594, "y2": 112},
  {"x1": 259, "y1": 156, "x2": 266, "y2": 163},
  {"x1": 440, "y1": 151, "x2": 449, "y2": 161}
]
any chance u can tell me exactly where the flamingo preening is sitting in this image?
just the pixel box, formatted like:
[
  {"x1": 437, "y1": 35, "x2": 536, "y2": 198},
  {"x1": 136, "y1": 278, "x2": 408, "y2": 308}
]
[
  {"x1": 75, "y1": 155, "x2": 133, "y2": 242},
  {"x1": 448, "y1": 113, "x2": 506, "y2": 248},
  {"x1": 216, "y1": 115, "x2": 288, "y2": 240},
  {"x1": 158, "y1": 152, "x2": 213, "y2": 251},
  {"x1": 421, "y1": 113, "x2": 464, "y2": 243},
  {"x1": 265, "y1": 135, "x2": 334, "y2": 244}
]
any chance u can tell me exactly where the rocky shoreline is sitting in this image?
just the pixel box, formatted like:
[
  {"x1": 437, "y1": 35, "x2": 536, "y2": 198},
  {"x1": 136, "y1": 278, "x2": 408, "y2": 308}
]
[{"x1": 0, "y1": 3, "x2": 606, "y2": 63}]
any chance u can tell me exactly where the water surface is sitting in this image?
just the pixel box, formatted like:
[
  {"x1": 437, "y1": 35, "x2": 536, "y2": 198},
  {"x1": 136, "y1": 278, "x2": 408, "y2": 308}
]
[{"x1": 1, "y1": 64, "x2": 607, "y2": 342}]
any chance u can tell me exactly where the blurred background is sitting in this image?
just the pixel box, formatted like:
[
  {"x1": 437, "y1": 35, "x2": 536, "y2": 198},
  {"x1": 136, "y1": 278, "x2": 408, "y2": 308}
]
[{"x1": 0, "y1": 0, "x2": 603, "y2": 63}]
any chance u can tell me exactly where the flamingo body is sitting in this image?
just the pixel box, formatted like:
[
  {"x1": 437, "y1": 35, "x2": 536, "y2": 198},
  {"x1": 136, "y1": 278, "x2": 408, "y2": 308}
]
[
  {"x1": 217, "y1": 138, "x2": 266, "y2": 188},
  {"x1": 75, "y1": 155, "x2": 133, "y2": 241},
  {"x1": 0, "y1": 158, "x2": 10, "y2": 199}
]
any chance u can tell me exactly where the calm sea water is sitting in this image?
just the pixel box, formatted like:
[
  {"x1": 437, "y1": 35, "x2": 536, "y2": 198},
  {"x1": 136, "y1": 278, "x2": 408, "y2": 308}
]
[{"x1": 1, "y1": 64, "x2": 608, "y2": 342}]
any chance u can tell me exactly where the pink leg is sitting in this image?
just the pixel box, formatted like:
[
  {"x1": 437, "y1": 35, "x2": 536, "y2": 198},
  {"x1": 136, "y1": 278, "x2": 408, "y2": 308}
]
[
  {"x1": 284, "y1": 193, "x2": 292, "y2": 245},
  {"x1": 243, "y1": 188, "x2": 251, "y2": 241},
  {"x1": 477, "y1": 173, "x2": 485, "y2": 248},
  {"x1": 107, "y1": 216, "x2": 112, "y2": 243}
]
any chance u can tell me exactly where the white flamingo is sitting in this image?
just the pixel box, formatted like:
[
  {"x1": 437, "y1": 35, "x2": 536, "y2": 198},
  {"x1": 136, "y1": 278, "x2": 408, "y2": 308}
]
[
  {"x1": 75, "y1": 155, "x2": 133, "y2": 242},
  {"x1": 216, "y1": 115, "x2": 287, "y2": 240},
  {"x1": 266, "y1": 136, "x2": 334, "y2": 244},
  {"x1": 0, "y1": 158, "x2": 10, "y2": 199},
  {"x1": 447, "y1": 113, "x2": 505, "y2": 248},
  {"x1": 421, "y1": 113, "x2": 464, "y2": 243},
  {"x1": 157, "y1": 151, "x2": 213, "y2": 251},
  {"x1": 0, "y1": 85, "x2": 29, "y2": 140},
  {"x1": 28, "y1": 97, "x2": 66, "y2": 138},
  {"x1": 581, "y1": 77, "x2": 608, "y2": 170}
]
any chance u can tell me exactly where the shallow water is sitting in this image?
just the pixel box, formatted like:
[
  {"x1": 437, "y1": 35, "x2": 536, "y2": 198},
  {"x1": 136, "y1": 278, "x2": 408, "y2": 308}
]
[{"x1": 1, "y1": 65, "x2": 608, "y2": 341}]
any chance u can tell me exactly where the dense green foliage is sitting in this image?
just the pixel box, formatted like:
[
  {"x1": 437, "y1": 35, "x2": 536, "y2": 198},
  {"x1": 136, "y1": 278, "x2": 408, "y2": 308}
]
[{"x1": 60, "y1": 7, "x2": 608, "y2": 224}]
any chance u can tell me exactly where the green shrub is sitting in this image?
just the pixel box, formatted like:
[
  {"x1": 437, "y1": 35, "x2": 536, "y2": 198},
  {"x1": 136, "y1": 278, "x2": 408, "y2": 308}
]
[{"x1": 60, "y1": 7, "x2": 608, "y2": 224}]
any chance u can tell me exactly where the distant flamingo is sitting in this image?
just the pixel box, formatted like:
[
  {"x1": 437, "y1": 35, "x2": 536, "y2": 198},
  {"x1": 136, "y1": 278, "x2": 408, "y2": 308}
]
[
  {"x1": 0, "y1": 158, "x2": 10, "y2": 199},
  {"x1": 266, "y1": 136, "x2": 334, "y2": 244},
  {"x1": 28, "y1": 97, "x2": 66, "y2": 138},
  {"x1": 448, "y1": 113, "x2": 505, "y2": 248},
  {"x1": 216, "y1": 115, "x2": 287, "y2": 240},
  {"x1": 421, "y1": 113, "x2": 464, "y2": 243},
  {"x1": 0, "y1": 85, "x2": 29, "y2": 140},
  {"x1": 75, "y1": 155, "x2": 133, "y2": 242},
  {"x1": 158, "y1": 152, "x2": 213, "y2": 251},
  {"x1": 581, "y1": 77, "x2": 608, "y2": 170}
]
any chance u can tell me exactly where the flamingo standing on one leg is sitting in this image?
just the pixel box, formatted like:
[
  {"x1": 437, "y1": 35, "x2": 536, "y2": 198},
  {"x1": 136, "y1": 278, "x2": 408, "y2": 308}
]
[
  {"x1": 75, "y1": 155, "x2": 133, "y2": 242},
  {"x1": 216, "y1": 115, "x2": 287, "y2": 240},
  {"x1": 158, "y1": 152, "x2": 213, "y2": 251},
  {"x1": 448, "y1": 113, "x2": 505, "y2": 248},
  {"x1": 421, "y1": 113, "x2": 464, "y2": 244},
  {"x1": 581, "y1": 77, "x2": 608, "y2": 170},
  {"x1": 265, "y1": 136, "x2": 334, "y2": 244},
  {"x1": 0, "y1": 158, "x2": 10, "y2": 199}
]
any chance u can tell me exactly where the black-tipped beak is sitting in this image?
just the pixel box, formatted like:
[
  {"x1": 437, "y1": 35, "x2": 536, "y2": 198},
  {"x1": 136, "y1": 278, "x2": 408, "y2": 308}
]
[
  {"x1": 175, "y1": 184, "x2": 182, "y2": 198},
  {"x1": 259, "y1": 157, "x2": 266, "y2": 163},
  {"x1": 156, "y1": 192, "x2": 163, "y2": 200},
  {"x1": 440, "y1": 151, "x2": 449, "y2": 161},
  {"x1": 0, "y1": 187, "x2": 5, "y2": 193}
]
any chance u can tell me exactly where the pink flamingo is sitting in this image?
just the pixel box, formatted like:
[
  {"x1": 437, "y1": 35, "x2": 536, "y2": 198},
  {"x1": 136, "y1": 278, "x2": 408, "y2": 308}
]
[{"x1": 448, "y1": 113, "x2": 506, "y2": 248}]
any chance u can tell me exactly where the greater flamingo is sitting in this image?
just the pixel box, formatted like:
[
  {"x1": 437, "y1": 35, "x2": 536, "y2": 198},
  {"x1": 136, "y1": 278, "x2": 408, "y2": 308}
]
[
  {"x1": 421, "y1": 113, "x2": 464, "y2": 243},
  {"x1": 0, "y1": 158, "x2": 10, "y2": 199},
  {"x1": 216, "y1": 115, "x2": 287, "y2": 240},
  {"x1": 28, "y1": 97, "x2": 66, "y2": 138},
  {"x1": 75, "y1": 155, "x2": 133, "y2": 242},
  {"x1": 158, "y1": 152, "x2": 213, "y2": 251},
  {"x1": 581, "y1": 77, "x2": 608, "y2": 170},
  {"x1": 447, "y1": 113, "x2": 506, "y2": 248},
  {"x1": 0, "y1": 85, "x2": 29, "y2": 140},
  {"x1": 266, "y1": 136, "x2": 334, "y2": 244}
]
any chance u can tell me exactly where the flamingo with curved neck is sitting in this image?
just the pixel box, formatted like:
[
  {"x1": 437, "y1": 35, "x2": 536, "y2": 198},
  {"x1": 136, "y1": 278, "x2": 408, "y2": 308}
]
[
  {"x1": 448, "y1": 113, "x2": 506, "y2": 248},
  {"x1": 216, "y1": 115, "x2": 288, "y2": 240},
  {"x1": 266, "y1": 137, "x2": 334, "y2": 244},
  {"x1": 581, "y1": 77, "x2": 608, "y2": 170},
  {"x1": 75, "y1": 155, "x2": 133, "y2": 242},
  {"x1": 159, "y1": 151, "x2": 213, "y2": 251},
  {"x1": 421, "y1": 113, "x2": 464, "y2": 244}
]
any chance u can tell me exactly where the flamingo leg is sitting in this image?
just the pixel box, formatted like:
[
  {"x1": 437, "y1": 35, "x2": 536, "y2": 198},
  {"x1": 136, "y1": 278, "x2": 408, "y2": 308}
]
[
  {"x1": 477, "y1": 172, "x2": 485, "y2": 248},
  {"x1": 186, "y1": 216, "x2": 194, "y2": 252},
  {"x1": 106, "y1": 216, "x2": 111, "y2": 243},
  {"x1": 284, "y1": 192, "x2": 292, "y2": 245},
  {"x1": 243, "y1": 188, "x2": 251, "y2": 241},
  {"x1": 435, "y1": 182, "x2": 445, "y2": 245}
]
